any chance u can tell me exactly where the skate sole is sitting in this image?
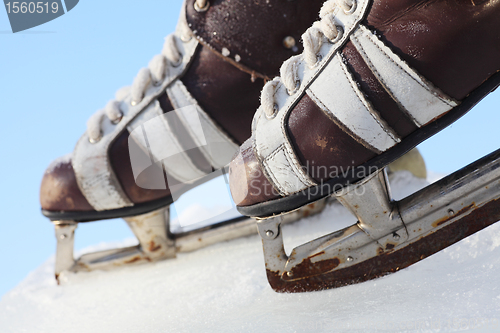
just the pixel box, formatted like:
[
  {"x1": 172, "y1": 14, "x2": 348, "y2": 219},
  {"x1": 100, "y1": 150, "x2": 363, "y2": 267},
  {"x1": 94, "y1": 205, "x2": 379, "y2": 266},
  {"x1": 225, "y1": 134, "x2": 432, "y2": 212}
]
[
  {"x1": 42, "y1": 196, "x2": 173, "y2": 223},
  {"x1": 238, "y1": 71, "x2": 500, "y2": 218},
  {"x1": 42, "y1": 166, "x2": 229, "y2": 222}
]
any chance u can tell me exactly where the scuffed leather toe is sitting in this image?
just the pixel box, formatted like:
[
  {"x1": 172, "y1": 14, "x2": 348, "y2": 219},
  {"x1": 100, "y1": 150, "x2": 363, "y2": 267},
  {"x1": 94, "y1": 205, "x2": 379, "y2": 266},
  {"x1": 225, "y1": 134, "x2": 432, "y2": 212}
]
[
  {"x1": 229, "y1": 138, "x2": 280, "y2": 207},
  {"x1": 40, "y1": 156, "x2": 94, "y2": 212}
]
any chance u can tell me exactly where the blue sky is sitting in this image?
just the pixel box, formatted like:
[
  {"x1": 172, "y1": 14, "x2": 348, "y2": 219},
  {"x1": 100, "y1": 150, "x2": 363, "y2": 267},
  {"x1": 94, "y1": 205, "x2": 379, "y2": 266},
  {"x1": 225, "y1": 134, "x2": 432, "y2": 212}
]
[{"x1": 0, "y1": 1, "x2": 499, "y2": 298}]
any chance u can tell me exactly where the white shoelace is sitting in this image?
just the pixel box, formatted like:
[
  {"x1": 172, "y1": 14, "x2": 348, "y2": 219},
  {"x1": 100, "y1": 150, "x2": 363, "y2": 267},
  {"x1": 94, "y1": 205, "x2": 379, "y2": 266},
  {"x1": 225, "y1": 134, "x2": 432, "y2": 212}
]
[
  {"x1": 86, "y1": 34, "x2": 182, "y2": 143},
  {"x1": 261, "y1": 0, "x2": 355, "y2": 119}
]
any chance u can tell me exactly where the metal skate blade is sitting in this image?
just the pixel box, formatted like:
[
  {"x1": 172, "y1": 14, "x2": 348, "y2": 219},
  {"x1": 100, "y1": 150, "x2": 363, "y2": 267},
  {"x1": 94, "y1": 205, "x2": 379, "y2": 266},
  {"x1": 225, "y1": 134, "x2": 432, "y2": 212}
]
[
  {"x1": 257, "y1": 148, "x2": 500, "y2": 293},
  {"x1": 53, "y1": 196, "x2": 328, "y2": 282}
]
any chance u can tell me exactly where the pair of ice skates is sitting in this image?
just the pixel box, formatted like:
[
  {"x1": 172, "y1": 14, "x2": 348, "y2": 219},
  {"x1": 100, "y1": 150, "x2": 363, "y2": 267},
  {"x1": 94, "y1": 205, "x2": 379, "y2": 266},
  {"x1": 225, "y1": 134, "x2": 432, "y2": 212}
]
[{"x1": 41, "y1": 0, "x2": 500, "y2": 292}]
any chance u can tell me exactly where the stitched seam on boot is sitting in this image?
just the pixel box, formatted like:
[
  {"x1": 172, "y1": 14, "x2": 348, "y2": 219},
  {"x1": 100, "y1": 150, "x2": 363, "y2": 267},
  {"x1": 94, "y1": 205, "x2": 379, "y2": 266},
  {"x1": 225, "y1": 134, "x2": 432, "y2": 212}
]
[
  {"x1": 353, "y1": 27, "x2": 457, "y2": 111},
  {"x1": 338, "y1": 54, "x2": 400, "y2": 145}
]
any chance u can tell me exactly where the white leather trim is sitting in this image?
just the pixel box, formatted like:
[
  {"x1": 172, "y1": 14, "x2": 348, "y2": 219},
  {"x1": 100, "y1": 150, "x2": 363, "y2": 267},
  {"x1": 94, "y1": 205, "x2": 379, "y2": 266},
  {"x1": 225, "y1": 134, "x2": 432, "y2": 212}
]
[
  {"x1": 308, "y1": 53, "x2": 400, "y2": 153},
  {"x1": 350, "y1": 25, "x2": 458, "y2": 127},
  {"x1": 264, "y1": 146, "x2": 315, "y2": 196},
  {"x1": 166, "y1": 80, "x2": 239, "y2": 169},
  {"x1": 252, "y1": 0, "x2": 370, "y2": 195},
  {"x1": 72, "y1": 18, "x2": 199, "y2": 211}
]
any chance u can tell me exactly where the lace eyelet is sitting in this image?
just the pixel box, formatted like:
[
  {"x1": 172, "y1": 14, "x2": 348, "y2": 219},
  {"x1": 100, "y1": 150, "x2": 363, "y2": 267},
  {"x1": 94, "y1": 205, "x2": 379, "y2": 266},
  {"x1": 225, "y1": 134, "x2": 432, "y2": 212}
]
[
  {"x1": 194, "y1": 0, "x2": 210, "y2": 12},
  {"x1": 153, "y1": 79, "x2": 164, "y2": 87},
  {"x1": 89, "y1": 134, "x2": 102, "y2": 144},
  {"x1": 181, "y1": 33, "x2": 192, "y2": 42},
  {"x1": 328, "y1": 26, "x2": 344, "y2": 44},
  {"x1": 265, "y1": 104, "x2": 279, "y2": 120},
  {"x1": 309, "y1": 53, "x2": 323, "y2": 69},
  {"x1": 343, "y1": 0, "x2": 357, "y2": 14},
  {"x1": 287, "y1": 81, "x2": 301, "y2": 95},
  {"x1": 171, "y1": 58, "x2": 183, "y2": 68},
  {"x1": 111, "y1": 114, "x2": 123, "y2": 124}
]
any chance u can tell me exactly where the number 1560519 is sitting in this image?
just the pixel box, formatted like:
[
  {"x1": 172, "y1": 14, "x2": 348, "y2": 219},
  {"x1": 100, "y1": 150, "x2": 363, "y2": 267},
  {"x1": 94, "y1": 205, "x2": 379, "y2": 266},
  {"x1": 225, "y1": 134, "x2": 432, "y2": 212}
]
[{"x1": 5, "y1": 2, "x2": 60, "y2": 14}]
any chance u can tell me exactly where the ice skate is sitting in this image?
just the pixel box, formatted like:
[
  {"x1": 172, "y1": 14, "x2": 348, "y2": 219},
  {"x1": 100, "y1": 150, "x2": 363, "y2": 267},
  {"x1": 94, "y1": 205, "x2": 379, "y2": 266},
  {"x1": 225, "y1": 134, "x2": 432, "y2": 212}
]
[
  {"x1": 229, "y1": 0, "x2": 500, "y2": 292},
  {"x1": 41, "y1": 0, "x2": 329, "y2": 281}
]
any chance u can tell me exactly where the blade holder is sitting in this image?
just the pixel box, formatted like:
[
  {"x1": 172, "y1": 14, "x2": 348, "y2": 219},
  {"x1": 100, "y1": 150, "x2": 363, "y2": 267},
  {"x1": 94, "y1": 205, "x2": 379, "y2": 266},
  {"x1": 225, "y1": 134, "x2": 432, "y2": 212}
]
[
  {"x1": 256, "y1": 148, "x2": 500, "y2": 292},
  {"x1": 334, "y1": 169, "x2": 408, "y2": 242}
]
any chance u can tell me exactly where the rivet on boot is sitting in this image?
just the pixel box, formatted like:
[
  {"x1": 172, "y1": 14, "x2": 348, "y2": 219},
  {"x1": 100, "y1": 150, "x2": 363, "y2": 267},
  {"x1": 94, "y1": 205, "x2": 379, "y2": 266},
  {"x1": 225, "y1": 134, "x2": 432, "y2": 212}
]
[
  {"x1": 88, "y1": 133, "x2": 102, "y2": 144},
  {"x1": 283, "y1": 36, "x2": 298, "y2": 52},
  {"x1": 341, "y1": 0, "x2": 357, "y2": 14},
  {"x1": 194, "y1": 0, "x2": 210, "y2": 12}
]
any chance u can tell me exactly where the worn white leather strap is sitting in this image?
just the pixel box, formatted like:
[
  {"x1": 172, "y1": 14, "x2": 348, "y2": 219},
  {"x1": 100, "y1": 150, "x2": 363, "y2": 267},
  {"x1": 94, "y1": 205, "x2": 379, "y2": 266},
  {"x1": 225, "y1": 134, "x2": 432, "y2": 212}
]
[
  {"x1": 72, "y1": 7, "x2": 199, "y2": 211},
  {"x1": 307, "y1": 53, "x2": 400, "y2": 153},
  {"x1": 251, "y1": 0, "x2": 458, "y2": 196},
  {"x1": 350, "y1": 25, "x2": 458, "y2": 127},
  {"x1": 264, "y1": 145, "x2": 316, "y2": 196},
  {"x1": 166, "y1": 80, "x2": 239, "y2": 169},
  {"x1": 252, "y1": 0, "x2": 370, "y2": 196}
]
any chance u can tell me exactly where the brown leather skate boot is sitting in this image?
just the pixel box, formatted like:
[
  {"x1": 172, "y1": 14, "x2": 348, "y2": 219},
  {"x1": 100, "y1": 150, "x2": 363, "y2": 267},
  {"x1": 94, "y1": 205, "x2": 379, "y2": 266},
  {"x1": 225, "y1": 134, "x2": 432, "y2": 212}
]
[
  {"x1": 40, "y1": 0, "x2": 326, "y2": 279},
  {"x1": 230, "y1": 0, "x2": 500, "y2": 217},
  {"x1": 229, "y1": 0, "x2": 500, "y2": 293}
]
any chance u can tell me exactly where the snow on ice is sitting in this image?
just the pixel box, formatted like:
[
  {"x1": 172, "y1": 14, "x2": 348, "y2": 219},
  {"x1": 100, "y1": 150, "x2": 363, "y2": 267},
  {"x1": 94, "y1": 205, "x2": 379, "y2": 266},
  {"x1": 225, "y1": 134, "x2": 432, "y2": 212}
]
[{"x1": 1, "y1": 171, "x2": 500, "y2": 333}]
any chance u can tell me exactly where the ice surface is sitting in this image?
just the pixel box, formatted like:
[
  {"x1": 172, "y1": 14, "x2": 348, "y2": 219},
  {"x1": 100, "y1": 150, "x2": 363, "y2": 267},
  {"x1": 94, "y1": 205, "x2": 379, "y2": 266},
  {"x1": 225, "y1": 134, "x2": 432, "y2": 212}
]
[{"x1": 1, "y1": 172, "x2": 500, "y2": 333}]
